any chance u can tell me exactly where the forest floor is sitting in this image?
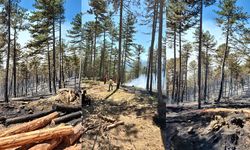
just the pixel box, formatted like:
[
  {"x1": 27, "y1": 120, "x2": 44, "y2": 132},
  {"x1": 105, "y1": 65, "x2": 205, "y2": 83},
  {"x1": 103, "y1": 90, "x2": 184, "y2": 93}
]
[
  {"x1": 1, "y1": 81, "x2": 250, "y2": 149},
  {"x1": 0, "y1": 80, "x2": 165, "y2": 150}
]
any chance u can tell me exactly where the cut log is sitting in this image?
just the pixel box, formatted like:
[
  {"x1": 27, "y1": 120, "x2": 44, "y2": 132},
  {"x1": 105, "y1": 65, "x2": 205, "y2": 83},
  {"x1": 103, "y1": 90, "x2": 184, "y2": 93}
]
[
  {"x1": 52, "y1": 104, "x2": 81, "y2": 113},
  {"x1": 51, "y1": 111, "x2": 82, "y2": 125},
  {"x1": 98, "y1": 114, "x2": 116, "y2": 123},
  {"x1": 106, "y1": 121, "x2": 124, "y2": 131},
  {"x1": 5, "y1": 110, "x2": 54, "y2": 126},
  {"x1": 0, "y1": 125, "x2": 74, "y2": 149},
  {"x1": 28, "y1": 138, "x2": 62, "y2": 150},
  {"x1": 0, "y1": 112, "x2": 59, "y2": 137},
  {"x1": 64, "y1": 123, "x2": 86, "y2": 145}
]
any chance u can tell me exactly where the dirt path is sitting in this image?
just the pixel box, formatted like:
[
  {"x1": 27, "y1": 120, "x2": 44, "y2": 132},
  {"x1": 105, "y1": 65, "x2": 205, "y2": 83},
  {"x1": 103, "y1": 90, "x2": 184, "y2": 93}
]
[{"x1": 78, "y1": 81, "x2": 165, "y2": 149}]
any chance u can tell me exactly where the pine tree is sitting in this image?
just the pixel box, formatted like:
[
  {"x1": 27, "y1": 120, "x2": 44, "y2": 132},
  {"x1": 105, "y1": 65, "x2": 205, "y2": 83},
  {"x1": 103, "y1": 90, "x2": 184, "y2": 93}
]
[
  {"x1": 121, "y1": 12, "x2": 136, "y2": 83},
  {"x1": 67, "y1": 13, "x2": 83, "y2": 88},
  {"x1": 181, "y1": 42, "x2": 192, "y2": 102},
  {"x1": 89, "y1": 0, "x2": 107, "y2": 80},
  {"x1": 4, "y1": 0, "x2": 11, "y2": 103},
  {"x1": 11, "y1": 1, "x2": 28, "y2": 97},
  {"x1": 156, "y1": 0, "x2": 166, "y2": 127},
  {"x1": 133, "y1": 44, "x2": 144, "y2": 78},
  {"x1": 215, "y1": 0, "x2": 248, "y2": 103},
  {"x1": 145, "y1": 0, "x2": 158, "y2": 93},
  {"x1": 202, "y1": 31, "x2": 216, "y2": 101}
]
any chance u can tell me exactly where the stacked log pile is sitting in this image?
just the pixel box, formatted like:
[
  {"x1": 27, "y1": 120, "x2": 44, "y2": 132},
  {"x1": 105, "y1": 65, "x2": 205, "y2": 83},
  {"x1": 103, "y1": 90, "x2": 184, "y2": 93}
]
[{"x1": 0, "y1": 103, "x2": 124, "y2": 150}]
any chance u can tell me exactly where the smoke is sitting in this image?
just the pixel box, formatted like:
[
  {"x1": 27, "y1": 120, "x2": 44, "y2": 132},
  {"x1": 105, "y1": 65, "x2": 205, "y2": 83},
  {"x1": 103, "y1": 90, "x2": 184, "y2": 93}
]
[{"x1": 125, "y1": 73, "x2": 167, "y2": 93}]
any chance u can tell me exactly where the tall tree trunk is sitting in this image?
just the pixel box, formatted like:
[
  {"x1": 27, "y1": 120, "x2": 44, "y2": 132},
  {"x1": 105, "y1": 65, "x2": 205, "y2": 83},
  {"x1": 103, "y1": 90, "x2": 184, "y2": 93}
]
[
  {"x1": 25, "y1": 70, "x2": 28, "y2": 96},
  {"x1": 4, "y1": 0, "x2": 11, "y2": 103},
  {"x1": 47, "y1": 44, "x2": 52, "y2": 93},
  {"x1": 146, "y1": 0, "x2": 158, "y2": 92},
  {"x1": 117, "y1": 0, "x2": 123, "y2": 89},
  {"x1": 78, "y1": 55, "x2": 82, "y2": 89},
  {"x1": 204, "y1": 47, "x2": 209, "y2": 102},
  {"x1": 172, "y1": 25, "x2": 177, "y2": 101},
  {"x1": 150, "y1": 2, "x2": 159, "y2": 93},
  {"x1": 109, "y1": 36, "x2": 114, "y2": 78},
  {"x1": 59, "y1": 13, "x2": 62, "y2": 89},
  {"x1": 178, "y1": 30, "x2": 182, "y2": 103},
  {"x1": 52, "y1": 5, "x2": 56, "y2": 94},
  {"x1": 198, "y1": 0, "x2": 203, "y2": 109},
  {"x1": 90, "y1": 37, "x2": 93, "y2": 78},
  {"x1": 194, "y1": 69, "x2": 196, "y2": 101},
  {"x1": 99, "y1": 29, "x2": 106, "y2": 79},
  {"x1": 217, "y1": 27, "x2": 229, "y2": 102},
  {"x1": 61, "y1": 42, "x2": 65, "y2": 88},
  {"x1": 157, "y1": 0, "x2": 166, "y2": 124},
  {"x1": 13, "y1": 28, "x2": 17, "y2": 97},
  {"x1": 185, "y1": 57, "x2": 188, "y2": 101},
  {"x1": 35, "y1": 66, "x2": 38, "y2": 94},
  {"x1": 93, "y1": 16, "x2": 97, "y2": 80}
]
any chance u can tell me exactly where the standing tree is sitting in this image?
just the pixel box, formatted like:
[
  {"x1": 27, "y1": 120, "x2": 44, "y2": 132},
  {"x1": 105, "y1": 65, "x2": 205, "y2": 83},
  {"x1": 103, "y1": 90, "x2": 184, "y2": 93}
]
[
  {"x1": 89, "y1": 0, "x2": 107, "y2": 80},
  {"x1": 181, "y1": 42, "x2": 192, "y2": 101},
  {"x1": 202, "y1": 31, "x2": 216, "y2": 102},
  {"x1": 11, "y1": 1, "x2": 28, "y2": 97},
  {"x1": 156, "y1": 0, "x2": 166, "y2": 127},
  {"x1": 67, "y1": 13, "x2": 83, "y2": 88},
  {"x1": 133, "y1": 44, "x2": 144, "y2": 78},
  {"x1": 4, "y1": 0, "x2": 11, "y2": 103},
  {"x1": 58, "y1": 0, "x2": 65, "y2": 89},
  {"x1": 121, "y1": 12, "x2": 136, "y2": 83},
  {"x1": 145, "y1": 0, "x2": 158, "y2": 93},
  {"x1": 215, "y1": 0, "x2": 248, "y2": 103}
]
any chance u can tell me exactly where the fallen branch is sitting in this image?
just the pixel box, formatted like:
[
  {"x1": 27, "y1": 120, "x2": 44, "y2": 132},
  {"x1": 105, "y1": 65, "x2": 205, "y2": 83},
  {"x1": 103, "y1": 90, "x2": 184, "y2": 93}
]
[
  {"x1": 52, "y1": 104, "x2": 81, "y2": 113},
  {"x1": 28, "y1": 138, "x2": 62, "y2": 150},
  {"x1": 98, "y1": 114, "x2": 116, "y2": 123},
  {"x1": 106, "y1": 121, "x2": 124, "y2": 131},
  {"x1": 51, "y1": 111, "x2": 82, "y2": 125},
  {"x1": 5, "y1": 110, "x2": 54, "y2": 126},
  {"x1": 0, "y1": 125, "x2": 74, "y2": 149},
  {"x1": 0, "y1": 112, "x2": 59, "y2": 137}
]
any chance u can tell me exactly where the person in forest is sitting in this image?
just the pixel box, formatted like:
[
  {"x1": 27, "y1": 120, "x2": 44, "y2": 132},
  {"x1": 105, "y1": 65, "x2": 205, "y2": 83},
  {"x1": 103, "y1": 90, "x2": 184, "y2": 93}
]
[{"x1": 108, "y1": 78, "x2": 114, "y2": 91}]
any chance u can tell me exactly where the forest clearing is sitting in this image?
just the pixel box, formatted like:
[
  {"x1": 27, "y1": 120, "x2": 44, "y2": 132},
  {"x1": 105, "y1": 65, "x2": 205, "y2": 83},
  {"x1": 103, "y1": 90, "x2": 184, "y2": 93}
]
[
  {"x1": 0, "y1": 0, "x2": 249, "y2": 149},
  {"x1": 1, "y1": 81, "x2": 250, "y2": 149}
]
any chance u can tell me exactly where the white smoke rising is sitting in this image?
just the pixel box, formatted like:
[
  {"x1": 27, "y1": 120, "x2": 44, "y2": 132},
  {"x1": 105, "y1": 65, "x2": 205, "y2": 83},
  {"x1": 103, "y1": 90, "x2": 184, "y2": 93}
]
[{"x1": 125, "y1": 73, "x2": 167, "y2": 93}]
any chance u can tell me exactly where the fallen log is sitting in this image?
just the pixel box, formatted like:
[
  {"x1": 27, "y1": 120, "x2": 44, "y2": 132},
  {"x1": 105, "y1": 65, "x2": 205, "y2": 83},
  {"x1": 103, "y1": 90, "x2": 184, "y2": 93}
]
[
  {"x1": 106, "y1": 121, "x2": 124, "y2": 131},
  {"x1": 0, "y1": 112, "x2": 59, "y2": 137},
  {"x1": 52, "y1": 104, "x2": 81, "y2": 113},
  {"x1": 51, "y1": 111, "x2": 82, "y2": 125},
  {"x1": 0, "y1": 125, "x2": 74, "y2": 149},
  {"x1": 98, "y1": 114, "x2": 115, "y2": 123},
  {"x1": 64, "y1": 123, "x2": 86, "y2": 145},
  {"x1": 28, "y1": 138, "x2": 62, "y2": 150},
  {"x1": 67, "y1": 118, "x2": 82, "y2": 126},
  {"x1": 5, "y1": 110, "x2": 54, "y2": 126}
]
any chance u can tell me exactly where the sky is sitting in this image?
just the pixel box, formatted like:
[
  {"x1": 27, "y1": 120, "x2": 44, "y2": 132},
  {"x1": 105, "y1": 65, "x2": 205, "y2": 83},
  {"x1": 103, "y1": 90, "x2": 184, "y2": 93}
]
[
  {"x1": 82, "y1": 0, "x2": 250, "y2": 62},
  {"x1": 18, "y1": 0, "x2": 81, "y2": 47},
  {"x1": 16, "y1": 0, "x2": 250, "y2": 62}
]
